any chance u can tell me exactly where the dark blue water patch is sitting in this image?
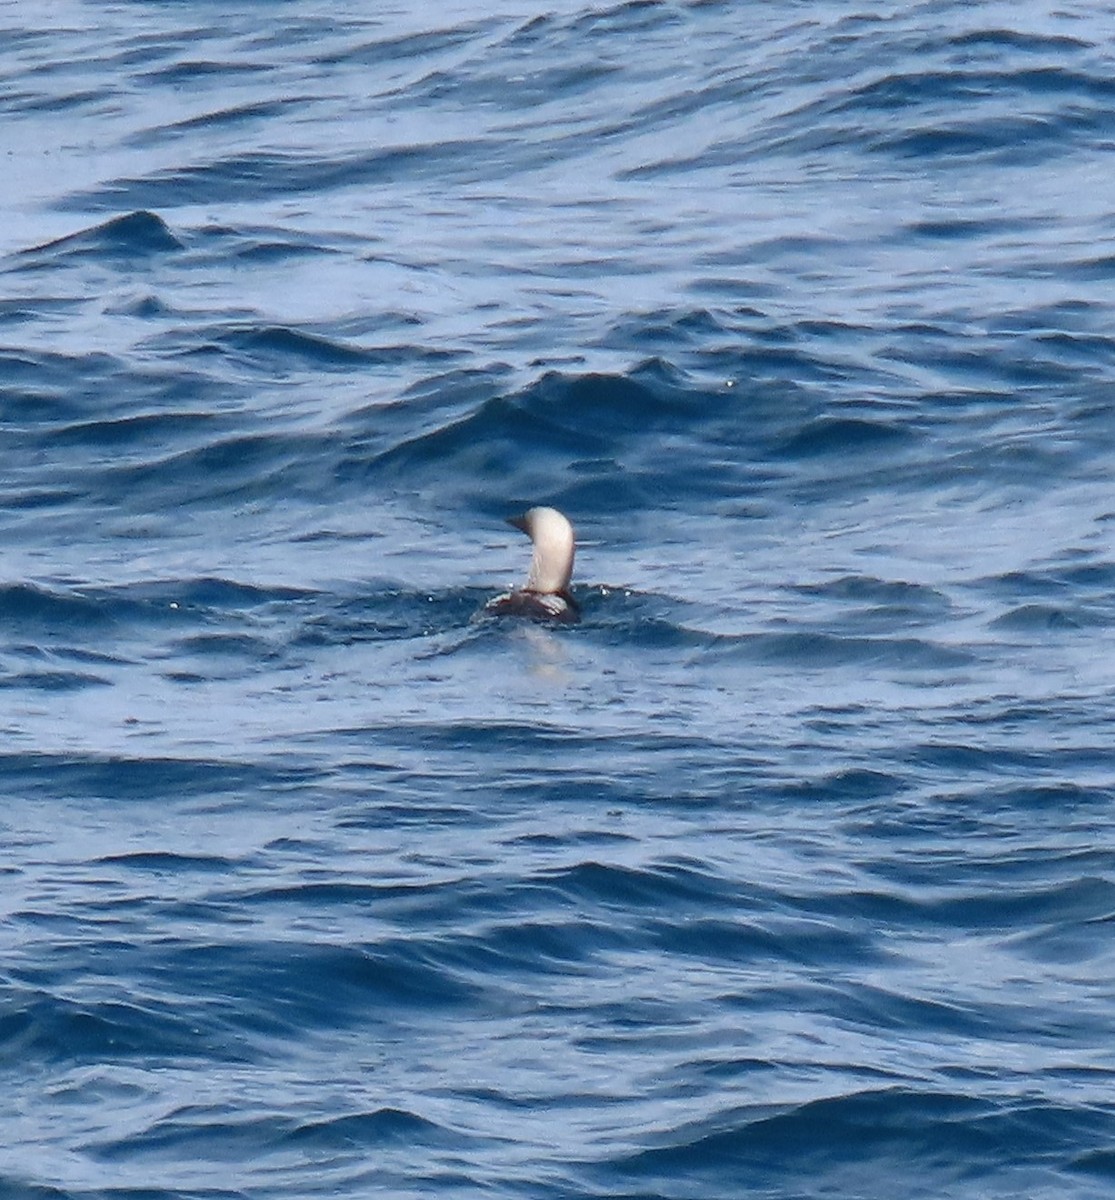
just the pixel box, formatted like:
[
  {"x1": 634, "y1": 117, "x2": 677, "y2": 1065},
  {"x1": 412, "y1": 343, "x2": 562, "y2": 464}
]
[
  {"x1": 846, "y1": 65, "x2": 1115, "y2": 115},
  {"x1": 989, "y1": 298, "x2": 1106, "y2": 334},
  {"x1": 87, "y1": 1104, "x2": 477, "y2": 1166},
  {"x1": 947, "y1": 29, "x2": 1094, "y2": 55},
  {"x1": 428, "y1": 916, "x2": 636, "y2": 982},
  {"x1": 911, "y1": 740, "x2": 1106, "y2": 778},
  {"x1": 876, "y1": 115, "x2": 1085, "y2": 164},
  {"x1": 158, "y1": 939, "x2": 485, "y2": 1030},
  {"x1": 105, "y1": 292, "x2": 174, "y2": 321},
  {"x1": 0, "y1": 579, "x2": 308, "y2": 646},
  {"x1": 0, "y1": 668, "x2": 110, "y2": 692},
  {"x1": 413, "y1": 361, "x2": 701, "y2": 445},
  {"x1": 721, "y1": 979, "x2": 1010, "y2": 1048},
  {"x1": 535, "y1": 859, "x2": 743, "y2": 915},
  {"x1": 332, "y1": 795, "x2": 516, "y2": 832},
  {"x1": 929, "y1": 875, "x2": 1115, "y2": 934},
  {"x1": 0, "y1": 1187, "x2": 231, "y2": 1200},
  {"x1": 771, "y1": 416, "x2": 916, "y2": 459},
  {"x1": 327, "y1": 718, "x2": 711, "y2": 762},
  {"x1": 977, "y1": 568, "x2": 1080, "y2": 601},
  {"x1": 0, "y1": 295, "x2": 86, "y2": 329},
  {"x1": 198, "y1": 323, "x2": 456, "y2": 374},
  {"x1": 167, "y1": 631, "x2": 284, "y2": 669},
  {"x1": 702, "y1": 232, "x2": 843, "y2": 272},
  {"x1": 342, "y1": 365, "x2": 795, "y2": 514},
  {"x1": 997, "y1": 784, "x2": 1115, "y2": 816},
  {"x1": 95, "y1": 851, "x2": 237, "y2": 874},
  {"x1": 709, "y1": 630, "x2": 971, "y2": 673},
  {"x1": 502, "y1": 826, "x2": 638, "y2": 853},
  {"x1": 233, "y1": 879, "x2": 452, "y2": 911},
  {"x1": 1, "y1": 358, "x2": 243, "y2": 494},
  {"x1": 420, "y1": 50, "x2": 622, "y2": 115},
  {"x1": 908, "y1": 214, "x2": 1042, "y2": 241},
  {"x1": 457, "y1": 762, "x2": 760, "y2": 817},
  {"x1": 1064, "y1": 252, "x2": 1115, "y2": 281},
  {"x1": 774, "y1": 767, "x2": 908, "y2": 806},
  {"x1": 309, "y1": 18, "x2": 488, "y2": 68},
  {"x1": 392, "y1": 365, "x2": 516, "y2": 409},
  {"x1": 784, "y1": 873, "x2": 1115, "y2": 948},
  {"x1": 830, "y1": 62, "x2": 1115, "y2": 167},
  {"x1": 125, "y1": 96, "x2": 308, "y2": 148},
  {"x1": 4, "y1": 644, "x2": 126, "y2": 671},
  {"x1": 599, "y1": 312, "x2": 872, "y2": 389},
  {"x1": 293, "y1": 588, "x2": 482, "y2": 647},
  {"x1": 604, "y1": 1086, "x2": 1115, "y2": 1196},
  {"x1": 0, "y1": 1176, "x2": 73, "y2": 1200},
  {"x1": 49, "y1": 410, "x2": 220, "y2": 448},
  {"x1": 0, "y1": 584, "x2": 119, "y2": 633},
  {"x1": 0, "y1": 350, "x2": 122, "y2": 422},
  {"x1": 1072, "y1": 1147, "x2": 1115, "y2": 1180},
  {"x1": 655, "y1": 42, "x2": 1115, "y2": 170},
  {"x1": 2, "y1": 83, "x2": 119, "y2": 116},
  {"x1": 14, "y1": 211, "x2": 182, "y2": 266},
  {"x1": 0, "y1": 752, "x2": 322, "y2": 802},
  {"x1": 755, "y1": 883, "x2": 927, "y2": 935},
  {"x1": 57, "y1": 137, "x2": 519, "y2": 212},
  {"x1": 7, "y1": 933, "x2": 488, "y2": 1077},
  {"x1": 229, "y1": 869, "x2": 626, "y2": 975},
  {"x1": 180, "y1": 217, "x2": 376, "y2": 264},
  {"x1": 85, "y1": 1111, "x2": 295, "y2": 1166},
  {"x1": 595, "y1": 308, "x2": 734, "y2": 359},
  {"x1": 1029, "y1": 331, "x2": 1115, "y2": 372},
  {"x1": 1055, "y1": 558, "x2": 1115, "y2": 589},
  {"x1": 281, "y1": 1107, "x2": 475, "y2": 1152},
  {"x1": 989, "y1": 604, "x2": 1087, "y2": 632},
  {"x1": 93, "y1": 24, "x2": 221, "y2": 72},
  {"x1": 1004, "y1": 911, "x2": 1115, "y2": 968},
  {"x1": 128, "y1": 576, "x2": 318, "y2": 609},
  {"x1": 790, "y1": 575, "x2": 953, "y2": 617},
  {"x1": 355, "y1": 388, "x2": 606, "y2": 485},
  {"x1": 805, "y1": 980, "x2": 998, "y2": 1041},
  {"x1": 223, "y1": 233, "x2": 335, "y2": 265},
  {"x1": 95, "y1": 430, "x2": 333, "y2": 510},
  {"x1": 137, "y1": 57, "x2": 273, "y2": 88},
  {"x1": 650, "y1": 913, "x2": 888, "y2": 970},
  {"x1": 896, "y1": 336, "x2": 1088, "y2": 389},
  {"x1": 0, "y1": 990, "x2": 228, "y2": 1066},
  {"x1": 728, "y1": 339, "x2": 887, "y2": 391},
  {"x1": 337, "y1": 366, "x2": 513, "y2": 469}
]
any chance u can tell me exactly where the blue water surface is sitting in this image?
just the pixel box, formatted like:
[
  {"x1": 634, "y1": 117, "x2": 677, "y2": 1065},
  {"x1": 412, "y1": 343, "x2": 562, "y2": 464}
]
[{"x1": 3, "y1": 2, "x2": 1115, "y2": 1197}]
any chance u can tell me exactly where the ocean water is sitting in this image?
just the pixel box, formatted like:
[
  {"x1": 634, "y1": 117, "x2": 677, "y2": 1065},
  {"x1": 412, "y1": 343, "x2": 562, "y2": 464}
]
[{"x1": 3, "y1": 1, "x2": 1115, "y2": 1197}]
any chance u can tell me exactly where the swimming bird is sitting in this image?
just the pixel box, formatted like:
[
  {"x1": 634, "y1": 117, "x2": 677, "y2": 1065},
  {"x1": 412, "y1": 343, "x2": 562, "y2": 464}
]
[{"x1": 485, "y1": 506, "x2": 580, "y2": 623}]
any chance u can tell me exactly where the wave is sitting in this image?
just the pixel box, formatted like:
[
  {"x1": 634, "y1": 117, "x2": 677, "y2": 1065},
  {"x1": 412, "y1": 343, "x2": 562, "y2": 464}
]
[
  {"x1": 15, "y1": 211, "x2": 182, "y2": 264},
  {"x1": 0, "y1": 565, "x2": 975, "y2": 706},
  {"x1": 605, "y1": 1086, "x2": 1114, "y2": 1192},
  {"x1": 0, "y1": 750, "x2": 317, "y2": 798}
]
